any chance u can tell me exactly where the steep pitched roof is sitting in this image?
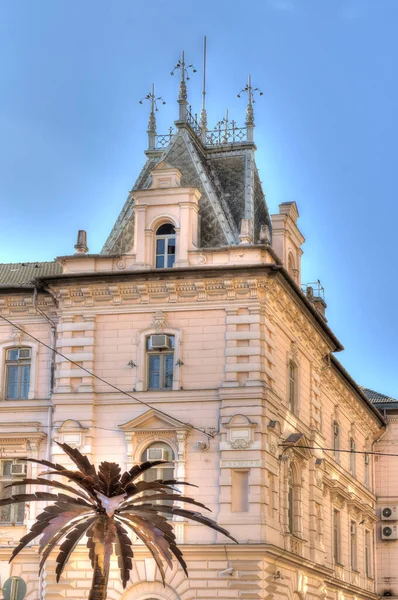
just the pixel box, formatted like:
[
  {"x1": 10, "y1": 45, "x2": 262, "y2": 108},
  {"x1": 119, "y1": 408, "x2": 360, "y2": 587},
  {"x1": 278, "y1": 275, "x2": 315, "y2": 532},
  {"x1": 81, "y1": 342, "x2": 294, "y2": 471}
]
[
  {"x1": 101, "y1": 124, "x2": 271, "y2": 255},
  {"x1": 0, "y1": 261, "x2": 62, "y2": 288}
]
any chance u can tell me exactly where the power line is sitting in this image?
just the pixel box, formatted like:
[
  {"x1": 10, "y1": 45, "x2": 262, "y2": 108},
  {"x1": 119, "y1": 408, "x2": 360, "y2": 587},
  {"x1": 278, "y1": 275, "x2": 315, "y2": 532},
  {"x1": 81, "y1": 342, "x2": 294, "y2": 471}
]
[{"x1": 0, "y1": 314, "x2": 214, "y2": 439}]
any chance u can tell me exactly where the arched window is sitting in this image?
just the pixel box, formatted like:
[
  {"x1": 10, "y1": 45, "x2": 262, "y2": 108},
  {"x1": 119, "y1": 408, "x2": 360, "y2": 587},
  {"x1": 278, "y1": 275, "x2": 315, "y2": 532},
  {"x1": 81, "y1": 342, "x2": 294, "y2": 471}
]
[
  {"x1": 5, "y1": 348, "x2": 31, "y2": 399},
  {"x1": 155, "y1": 223, "x2": 176, "y2": 269},
  {"x1": 288, "y1": 361, "x2": 297, "y2": 413},
  {"x1": 141, "y1": 442, "x2": 175, "y2": 483}
]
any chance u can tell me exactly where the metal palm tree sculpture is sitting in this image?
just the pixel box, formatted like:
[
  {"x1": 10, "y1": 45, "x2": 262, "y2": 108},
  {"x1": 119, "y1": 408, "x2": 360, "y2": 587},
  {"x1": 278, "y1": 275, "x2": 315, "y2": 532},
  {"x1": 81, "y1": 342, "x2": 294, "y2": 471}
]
[{"x1": 0, "y1": 442, "x2": 237, "y2": 600}]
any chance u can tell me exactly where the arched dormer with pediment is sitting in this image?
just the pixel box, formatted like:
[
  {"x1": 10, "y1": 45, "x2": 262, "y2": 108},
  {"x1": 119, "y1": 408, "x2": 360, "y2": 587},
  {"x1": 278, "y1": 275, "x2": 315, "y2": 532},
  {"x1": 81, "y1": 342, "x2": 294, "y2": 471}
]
[{"x1": 130, "y1": 161, "x2": 201, "y2": 268}]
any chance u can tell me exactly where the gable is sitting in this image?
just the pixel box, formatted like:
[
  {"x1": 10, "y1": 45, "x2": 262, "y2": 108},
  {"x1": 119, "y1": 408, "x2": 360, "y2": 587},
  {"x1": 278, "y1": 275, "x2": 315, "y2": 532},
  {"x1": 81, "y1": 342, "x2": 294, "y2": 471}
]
[{"x1": 118, "y1": 408, "x2": 191, "y2": 433}]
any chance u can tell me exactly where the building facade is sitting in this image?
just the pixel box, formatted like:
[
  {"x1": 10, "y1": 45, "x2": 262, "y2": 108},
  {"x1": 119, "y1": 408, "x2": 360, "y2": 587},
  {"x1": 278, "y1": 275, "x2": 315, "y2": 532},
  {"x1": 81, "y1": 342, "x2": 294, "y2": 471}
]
[{"x1": 0, "y1": 62, "x2": 386, "y2": 600}]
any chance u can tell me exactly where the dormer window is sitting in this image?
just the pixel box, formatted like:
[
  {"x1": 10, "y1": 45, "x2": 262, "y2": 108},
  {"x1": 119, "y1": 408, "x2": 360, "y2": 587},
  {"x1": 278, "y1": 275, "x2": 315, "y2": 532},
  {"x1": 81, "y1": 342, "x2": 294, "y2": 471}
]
[{"x1": 156, "y1": 224, "x2": 176, "y2": 268}]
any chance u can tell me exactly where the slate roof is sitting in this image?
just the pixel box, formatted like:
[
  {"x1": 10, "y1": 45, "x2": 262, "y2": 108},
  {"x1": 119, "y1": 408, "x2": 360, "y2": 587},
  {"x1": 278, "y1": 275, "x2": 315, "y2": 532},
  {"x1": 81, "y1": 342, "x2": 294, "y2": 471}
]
[
  {"x1": 0, "y1": 261, "x2": 62, "y2": 288},
  {"x1": 102, "y1": 124, "x2": 272, "y2": 255},
  {"x1": 362, "y1": 387, "x2": 398, "y2": 405}
]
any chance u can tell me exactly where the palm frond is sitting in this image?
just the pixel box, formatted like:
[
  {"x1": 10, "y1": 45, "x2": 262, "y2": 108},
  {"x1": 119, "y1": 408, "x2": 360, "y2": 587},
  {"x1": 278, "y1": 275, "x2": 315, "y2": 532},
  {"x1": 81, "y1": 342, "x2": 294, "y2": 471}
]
[
  {"x1": 98, "y1": 462, "x2": 122, "y2": 497},
  {"x1": 56, "y1": 517, "x2": 98, "y2": 582},
  {"x1": 119, "y1": 460, "x2": 169, "y2": 488},
  {"x1": 55, "y1": 441, "x2": 98, "y2": 480},
  {"x1": 114, "y1": 520, "x2": 133, "y2": 588},
  {"x1": 119, "y1": 493, "x2": 210, "y2": 511},
  {"x1": 4, "y1": 477, "x2": 92, "y2": 502},
  {"x1": 0, "y1": 492, "x2": 91, "y2": 509}
]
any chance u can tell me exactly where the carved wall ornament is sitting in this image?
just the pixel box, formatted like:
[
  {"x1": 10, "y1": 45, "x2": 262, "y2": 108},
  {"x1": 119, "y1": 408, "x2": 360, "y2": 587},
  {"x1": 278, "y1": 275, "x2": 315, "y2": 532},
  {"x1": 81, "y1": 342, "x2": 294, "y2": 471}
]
[
  {"x1": 223, "y1": 414, "x2": 257, "y2": 450},
  {"x1": 197, "y1": 254, "x2": 207, "y2": 265},
  {"x1": 116, "y1": 258, "x2": 126, "y2": 270},
  {"x1": 9, "y1": 328, "x2": 27, "y2": 345},
  {"x1": 151, "y1": 310, "x2": 168, "y2": 333}
]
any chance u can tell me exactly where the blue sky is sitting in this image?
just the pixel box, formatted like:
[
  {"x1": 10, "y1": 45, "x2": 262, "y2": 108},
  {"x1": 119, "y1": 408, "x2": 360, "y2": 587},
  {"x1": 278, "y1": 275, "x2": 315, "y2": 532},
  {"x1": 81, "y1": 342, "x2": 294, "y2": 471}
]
[{"x1": 1, "y1": 0, "x2": 397, "y2": 397}]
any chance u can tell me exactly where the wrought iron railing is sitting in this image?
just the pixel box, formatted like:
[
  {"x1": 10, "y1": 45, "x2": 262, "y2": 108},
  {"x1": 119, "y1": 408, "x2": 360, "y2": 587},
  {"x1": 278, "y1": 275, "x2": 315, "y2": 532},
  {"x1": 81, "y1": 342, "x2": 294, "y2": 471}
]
[
  {"x1": 155, "y1": 129, "x2": 174, "y2": 149},
  {"x1": 186, "y1": 105, "x2": 201, "y2": 136},
  {"x1": 205, "y1": 122, "x2": 247, "y2": 146}
]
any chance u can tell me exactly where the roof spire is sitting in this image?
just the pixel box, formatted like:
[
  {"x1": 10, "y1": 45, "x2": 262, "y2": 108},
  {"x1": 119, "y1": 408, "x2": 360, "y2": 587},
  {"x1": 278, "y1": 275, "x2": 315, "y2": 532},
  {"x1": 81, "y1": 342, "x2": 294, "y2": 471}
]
[
  {"x1": 139, "y1": 84, "x2": 165, "y2": 151},
  {"x1": 200, "y1": 36, "x2": 208, "y2": 143},
  {"x1": 237, "y1": 75, "x2": 263, "y2": 142},
  {"x1": 171, "y1": 51, "x2": 196, "y2": 122}
]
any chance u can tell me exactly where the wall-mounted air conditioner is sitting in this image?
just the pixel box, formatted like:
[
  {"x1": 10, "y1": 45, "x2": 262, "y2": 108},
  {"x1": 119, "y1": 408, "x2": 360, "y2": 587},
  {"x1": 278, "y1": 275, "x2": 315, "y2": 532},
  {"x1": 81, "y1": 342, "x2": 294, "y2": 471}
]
[
  {"x1": 381, "y1": 506, "x2": 398, "y2": 521},
  {"x1": 149, "y1": 335, "x2": 172, "y2": 350},
  {"x1": 11, "y1": 463, "x2": 27, "y2": 476},
  {"x1": 382, "y1": 524, "x2": 398, "y2": 540}
]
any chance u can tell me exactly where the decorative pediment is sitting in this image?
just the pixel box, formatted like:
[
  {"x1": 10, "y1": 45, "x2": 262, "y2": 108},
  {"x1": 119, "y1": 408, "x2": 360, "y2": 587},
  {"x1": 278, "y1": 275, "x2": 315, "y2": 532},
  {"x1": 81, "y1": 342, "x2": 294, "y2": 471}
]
[
  {"x1": 0, "y1": 422, "x2": 46, "y2": 454},
  {"x1": 280, "y1": 432, "x2": 314, "y2": 460},
  {"x1": 119, "y1": 409, "x2": 191, "y2": 436}
]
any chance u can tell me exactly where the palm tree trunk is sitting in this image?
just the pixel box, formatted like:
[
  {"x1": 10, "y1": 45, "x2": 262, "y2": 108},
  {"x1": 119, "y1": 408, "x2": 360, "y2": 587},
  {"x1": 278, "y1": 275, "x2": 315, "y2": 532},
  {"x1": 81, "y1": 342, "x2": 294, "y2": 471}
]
[{"x1": 88, "y1": 557, "x2": 110, "y2": 600}]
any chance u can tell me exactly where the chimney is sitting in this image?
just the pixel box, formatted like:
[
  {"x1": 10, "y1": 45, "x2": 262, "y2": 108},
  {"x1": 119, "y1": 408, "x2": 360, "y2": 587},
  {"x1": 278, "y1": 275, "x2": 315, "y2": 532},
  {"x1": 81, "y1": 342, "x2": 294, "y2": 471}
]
[
  {"x1": 305, "y1": 283, "x2": 327, "y2": 321},
  {"x1": 74, "y1": 230, "x2": 88, "y2": 254}
]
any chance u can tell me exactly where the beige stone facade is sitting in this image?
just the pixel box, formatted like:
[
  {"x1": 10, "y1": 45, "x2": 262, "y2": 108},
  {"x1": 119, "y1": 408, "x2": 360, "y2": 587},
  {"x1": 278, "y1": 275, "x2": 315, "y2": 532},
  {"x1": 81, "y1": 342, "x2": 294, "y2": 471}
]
[{"x1": 0, "y1": 115, "x2": 386, "y2": 600}]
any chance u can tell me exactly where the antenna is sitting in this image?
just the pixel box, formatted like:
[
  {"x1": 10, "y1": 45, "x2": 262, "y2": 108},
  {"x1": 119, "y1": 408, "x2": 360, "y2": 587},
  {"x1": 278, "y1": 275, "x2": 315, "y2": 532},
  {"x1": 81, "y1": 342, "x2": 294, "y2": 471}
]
[
  {"x1": 202, "y1": 36, "x2": 207, "y2": 111},
  {"x1": 200, "y1": 36, "x2": 208, "y2": 143}
]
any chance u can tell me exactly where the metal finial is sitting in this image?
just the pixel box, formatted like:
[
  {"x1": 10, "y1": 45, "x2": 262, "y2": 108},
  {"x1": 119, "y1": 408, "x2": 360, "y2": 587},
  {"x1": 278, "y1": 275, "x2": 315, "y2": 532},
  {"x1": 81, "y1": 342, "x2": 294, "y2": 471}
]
[
  {"x1": 171, "y1": 51, "x2": 196, "y2": 121},
  {"x1": 200, "y1": 36, "x2": 208, "y2": 142},
  {"x1": 139, "y1": 84, "x2": 166, "y2": 150},
  {"x1": 237, "y1": 75, "x2": 263, "y2": 129}
]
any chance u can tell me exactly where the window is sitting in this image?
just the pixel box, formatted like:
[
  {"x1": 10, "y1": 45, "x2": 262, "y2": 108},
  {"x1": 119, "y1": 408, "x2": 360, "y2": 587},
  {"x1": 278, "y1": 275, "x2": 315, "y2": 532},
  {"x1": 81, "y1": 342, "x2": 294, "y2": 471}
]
[
  {"x1": 147, "y1": 335, "x2": 174, "y2": 390},
  {"x1": 333, "y1": 509, "x2": 341, "y2": 563},
  {"x1": 364, "y1": 453, "x2": 370, "y2": 488},
  {"x1": 287, "y1": 466, "x2": 295, "y2": 534},
  {"x1": 0, "y1": 460, "x2": 26, "y2": 524},
  {"x1": 141, "y1": 443, "x2": 175, "y2": 505},
  {"x1": 155, "y1": 224, "x2": 176, "y2": 269},
  {"x1": 350, "y1": 437, "x2": 356, "y2": 476},
  {"x1": 333, "y1": 421, "x2": 340, "y2": 462},
  {"x1": 288, "y1": 361, "x2": 297, "y2": 413},
  {"x1": 350, "y1": 521, "x2": 357, "y2": 570},
  {"x1": 365, "y1": 529, "x2": 372, "y2": 577},
  {"x1": 5, "y1": 348, "x2": 31, "y2": 399}
]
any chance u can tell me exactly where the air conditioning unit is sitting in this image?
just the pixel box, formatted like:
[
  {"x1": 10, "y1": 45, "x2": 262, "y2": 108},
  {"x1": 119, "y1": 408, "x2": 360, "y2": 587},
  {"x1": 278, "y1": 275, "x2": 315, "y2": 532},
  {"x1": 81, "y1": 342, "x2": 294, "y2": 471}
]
[
  {"x1": 150, "y1": 335, "x2": 172, "y2": 350},
  {"x1": 147, "y1": 448, "x2": 170, "y2": 461},
  {"x1": 381, "y1": 506, "x2": 398, "y2": 521},
  {"x1": 11, "y1": 463, "x2": 27, "y2": 476},
  {"x1": 382, "y1": 524, "x2": 398, "y2": 540}
]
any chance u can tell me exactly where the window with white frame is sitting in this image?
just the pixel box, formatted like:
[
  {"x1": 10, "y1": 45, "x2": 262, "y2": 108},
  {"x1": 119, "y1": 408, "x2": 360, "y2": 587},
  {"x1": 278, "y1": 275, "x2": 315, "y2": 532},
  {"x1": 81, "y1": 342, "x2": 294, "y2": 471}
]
[
  {"x1": 5, "y1": 348, "x2": 31, "y2": 399},
  {"x1": 288, "y1": 361, "x2": 298, "y2": 413},
  {"x1": 0, "y1": 460, "x2": 26, "y2": 524},
  {"x1": 141, "y1": 442, "x2": 175, "y2": 505},
  {"x1": 155, "y1": 224, "x2": 176, "y2": 269},
  {"x1": 350, "y1": 437, "x2": 356, "y2": 476},
  {"x1": 147, "y1": 335, "x2": 174, "y2": 390}
]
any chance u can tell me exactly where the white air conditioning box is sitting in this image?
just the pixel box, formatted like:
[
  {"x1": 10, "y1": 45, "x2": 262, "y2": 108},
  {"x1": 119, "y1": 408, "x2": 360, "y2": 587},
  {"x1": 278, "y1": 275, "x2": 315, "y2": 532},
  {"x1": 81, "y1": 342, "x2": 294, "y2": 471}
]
[
  {"x1": 381, "y1": 506, "x2": 398, "y2": 521},
  {"x1": 382, "y1": 524, "x2": 398, "y2": 540},
  {"x1": 147, "y1": 448, "x2": 169, "y2": 461},
  {"x1": 11, "y1": 463, "x2": 27, "y2": 476},
  {"x1": 150, "y1": 335, "x2": 172, "y2": 350}
]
